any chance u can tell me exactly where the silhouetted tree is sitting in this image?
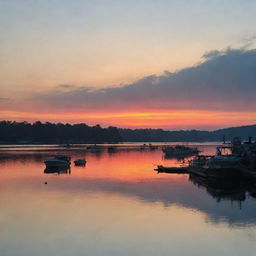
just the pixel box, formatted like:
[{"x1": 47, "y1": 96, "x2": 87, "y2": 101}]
[
  {"x1": 0, "y1": 121, "x2": 255, "y2": 144},
  {"x1": 0, "y1": 121, "x2": 122, "y2": 144}
]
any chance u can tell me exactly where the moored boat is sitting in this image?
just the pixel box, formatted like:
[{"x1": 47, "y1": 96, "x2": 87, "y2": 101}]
[
  {"x1": 87, "y1": 144, "x2": 102, "y2": 153},
  {"x1": 149, "y1": 144, "x2": 158, "y2": 150},
  {"x1": 189, "y1": 154, "x2": 241, "y2": 179},
  {"x1": 162, "y1": 145, "x2": 199, "y2": 157},
  {"x1": 44, "y1": 155, "x2": 71, "y2": 168},
  {"x1": 108, "y1": 146, "x2": 117, "y2": 153},
  {"x1": 156, "y1": 165, "x2": 188, "y2": 173},
  {"x1": 74, "y1": 159, "x2": 86, "y2": 166}
]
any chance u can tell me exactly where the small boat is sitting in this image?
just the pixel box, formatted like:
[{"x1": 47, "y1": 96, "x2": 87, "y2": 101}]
[
  {"x1": 74, "y1": 159, "x2": 86, "y2": 166},
  {"x1": 108, "y1": 146, "x2": 117, "y2": 152},
  {"x1": 156, "y1": 165, "x2": 188, "y2": 174},
  {"x1": 44, "y1": 155, "x2": 71, "y2": 168},
  {"x1": 149, "y1": 144, "x2": 158, "y2": 150},
  {"x1": 162, "y1": 145, "x2": 199, "y2": 157},
  {"x1": 139, "y1": 144, "x2": 148, "y2": 150},
  {"x1": 87, "y1": 144, "x2": 102, "y2": 153},
  {"x1": 189, "y1": 155, "x2": 213, "y2": 168}
]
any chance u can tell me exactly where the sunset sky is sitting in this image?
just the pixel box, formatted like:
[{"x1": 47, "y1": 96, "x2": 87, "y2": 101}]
[{"x1": 1, "y1": 0, "x2": 256, "y2": 130}]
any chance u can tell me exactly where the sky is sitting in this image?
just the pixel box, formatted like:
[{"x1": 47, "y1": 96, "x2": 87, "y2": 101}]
[{"x1": 1, "y1": 0, "x2": 256, "y2": 130}]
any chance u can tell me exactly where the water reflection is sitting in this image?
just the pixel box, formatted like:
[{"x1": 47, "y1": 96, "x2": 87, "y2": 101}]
[
  {"x1": 0, "y1": 152, "x2": 49, "y2": 163},
  {"x1": 0, "y1": 147, "x2": 255, "y2": 225},
  {"x1": 0, "y1": 144, "x2": 256, "y2": 256},
  {"x1": 189, "y1": 174, "x2": 256, "y2": 203},
  {"x1": 162, "y1": 154, "x2": 188, "y2": 161},
  {"x1": 44, "y1": 166, "x2": 71, "y2": 175}
]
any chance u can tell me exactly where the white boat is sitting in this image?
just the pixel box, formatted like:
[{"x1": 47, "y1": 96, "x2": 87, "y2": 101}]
[
  {"x1": 189, "y1": 154, "x2": 241, "y2": 178},
  {"x1": 206, "y1": 155, "x2": 241, "y2": 169},
  {"x1": 44, "y1": 155, "x2": 71, "y2": 167}
]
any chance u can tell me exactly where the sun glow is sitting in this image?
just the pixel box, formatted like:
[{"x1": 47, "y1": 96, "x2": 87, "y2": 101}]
[{"x1": 1, "y1": 109, "x2": 255, "y2": 130}]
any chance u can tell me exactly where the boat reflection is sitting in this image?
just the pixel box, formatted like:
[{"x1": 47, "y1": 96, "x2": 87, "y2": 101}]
[
  {"x1": 189, "y1": 173, "x2": 256, "y2": 203},
  {"x1": 44, "y1": 166, "x2": 71, "y2": 175},
  {"x1": 1, "y1": 146, "x2": 256, "y2": 227}
]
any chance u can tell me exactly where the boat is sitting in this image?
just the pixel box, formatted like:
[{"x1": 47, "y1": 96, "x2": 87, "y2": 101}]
[
  {"x1": 188, "y1": 155, "x2": 212, "y2": 177},
  {"x1": 162, "y1": 145, "x2": 199, "y2": 157},
  {"x1": 189, "y1": 151, "x2": 241, "y2": 179},
  {"x1": 156, "y1": 137, "x2": 256, "y2": 180},
  {"x1": 155, "y1": 165, "x2": 188, "y2": 174},
  {"x1": 108, "y1": 146, "x2": 117, "y2": 153},
  {"x1": 240, "y1": 167, "x2": 256, "y2": 178},
  {"x1": 74, "y1": 159, "x2": 86, "y2": 166},
  {"x1": 44, "y1": 155, "x2": 71, "y2": 168},
  {"x1": 140, "y1": 144, "x2": 148, "y2": 150},
  {"x1": 189, "y1": 155, "x2": 212, "y2": 167},
  {"x1": 202, "y1": 155, "x2": 241, "y2": 179},
  {"x1": 149, "y1": 144, "x2": 158, "y2": 150},
  {"x1": 207, "y1": 155, "x2": 241, "y2": 169},
  {"x1": 87, "y1": 144, "x2": 102, "y2": 153}
]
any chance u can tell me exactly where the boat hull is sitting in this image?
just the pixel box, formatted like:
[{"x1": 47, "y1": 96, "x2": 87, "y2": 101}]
[
  {"x1": 156, "y1": 166, "x2": 188, "y2": 174},
  {"x1": 240, "y1": 167, "x2": 256, "y2": 178},
  {"x1": 44, "y1": 159, "x2": 70, "y2": 167}
]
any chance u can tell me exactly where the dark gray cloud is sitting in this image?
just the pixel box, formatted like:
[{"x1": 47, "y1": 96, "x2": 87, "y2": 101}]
[
  {"x1": 31, "y1": 48, "x2": 256, "y2": 112},
  {"x1": 201, "y1": 50, "x2": 221, "y2": 59}
]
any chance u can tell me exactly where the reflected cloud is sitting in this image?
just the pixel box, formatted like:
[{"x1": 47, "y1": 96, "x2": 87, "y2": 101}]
[
  {"x1": 3, "y1": 173, "x2": 256, "y2": 227},
  {"x1": 1, "y1": 149, "x2": 256, "y2": 227}
]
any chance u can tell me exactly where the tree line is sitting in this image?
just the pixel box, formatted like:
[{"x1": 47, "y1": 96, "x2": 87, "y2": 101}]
[
  {"x1": 0, "y1": 121, "x2": 122, "y2": 144},
  {"x1": 0, "y1": 120, "x2": 255, "y2": 144},
  {"x1": 119, "y1": 125, "x2": 256, "y2": 142}
]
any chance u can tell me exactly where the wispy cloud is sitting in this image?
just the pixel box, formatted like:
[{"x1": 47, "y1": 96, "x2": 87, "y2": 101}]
[{"x1": 240, "y1": 35, "x2": 256, "y2": 49}]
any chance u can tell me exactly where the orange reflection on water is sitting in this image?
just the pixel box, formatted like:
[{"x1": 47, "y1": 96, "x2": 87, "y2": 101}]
[
  {"x1": 0, "y1": 149, "x2": 188, "y2": 185},
  {"x1": 74, "y1": 150, "x2": 186, "y2": 182},
  {"x1": 1, "y1": 146, "x2": 256, "y2": 256}
]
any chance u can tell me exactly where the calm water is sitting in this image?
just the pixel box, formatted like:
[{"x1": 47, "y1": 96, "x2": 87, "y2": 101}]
[{"x1": 0, "y1": 144, "x2": 256, "y2": 256}]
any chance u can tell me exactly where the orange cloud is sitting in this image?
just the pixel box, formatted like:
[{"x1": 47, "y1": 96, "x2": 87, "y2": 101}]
[{"x1": 1, "y1": 109, "x2": 255, "y2": 130}]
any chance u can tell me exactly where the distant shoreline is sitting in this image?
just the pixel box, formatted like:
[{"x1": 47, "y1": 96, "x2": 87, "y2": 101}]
[{"x1": 0, "y1": 121, "x2": 255, "y2": 144}]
